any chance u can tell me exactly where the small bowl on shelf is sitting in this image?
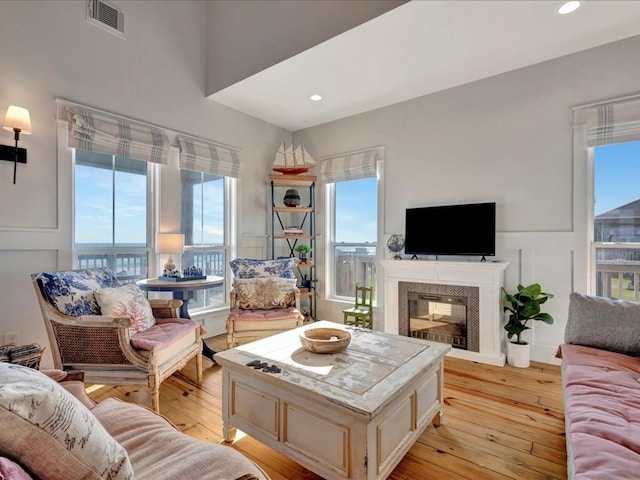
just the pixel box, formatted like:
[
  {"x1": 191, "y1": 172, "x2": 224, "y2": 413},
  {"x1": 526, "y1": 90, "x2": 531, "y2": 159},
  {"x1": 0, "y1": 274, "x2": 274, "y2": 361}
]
[{"x1": 299, "y1": 328, "x2": 351, "y2": 354}]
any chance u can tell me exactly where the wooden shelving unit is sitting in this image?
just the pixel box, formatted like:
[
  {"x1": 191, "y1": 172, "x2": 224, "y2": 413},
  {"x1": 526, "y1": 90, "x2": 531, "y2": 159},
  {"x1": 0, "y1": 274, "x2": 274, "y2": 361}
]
[{"x1": 270, "y1": 174, "x2": 316, "y2": 321}]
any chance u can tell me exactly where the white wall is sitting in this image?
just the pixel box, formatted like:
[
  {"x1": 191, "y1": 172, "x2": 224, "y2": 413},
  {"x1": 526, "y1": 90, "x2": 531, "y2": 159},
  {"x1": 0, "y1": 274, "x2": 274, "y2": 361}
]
[
  {"x1": 0, "y1": 1, "x2": 290, "y2": 367},
  {"x1": 294, "y1": 35, "x2": 640, "y2": 364}
]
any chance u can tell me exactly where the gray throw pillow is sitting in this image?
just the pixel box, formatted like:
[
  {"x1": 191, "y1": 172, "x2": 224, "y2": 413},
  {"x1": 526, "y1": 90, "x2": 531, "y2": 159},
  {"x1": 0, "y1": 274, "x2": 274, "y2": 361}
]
[{"x1": 565, "y1": 292, "x2": 640, "y2": 356}]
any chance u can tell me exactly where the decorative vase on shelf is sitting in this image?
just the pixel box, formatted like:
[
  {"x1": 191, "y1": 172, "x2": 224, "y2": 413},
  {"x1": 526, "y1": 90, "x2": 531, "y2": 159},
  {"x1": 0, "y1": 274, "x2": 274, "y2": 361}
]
[
  {"x1": 284, "y1": 189, "x2": 301, "y2": 207},
  {"x1": 386, "y1": 234, "x2": 405, "y2": 260}
]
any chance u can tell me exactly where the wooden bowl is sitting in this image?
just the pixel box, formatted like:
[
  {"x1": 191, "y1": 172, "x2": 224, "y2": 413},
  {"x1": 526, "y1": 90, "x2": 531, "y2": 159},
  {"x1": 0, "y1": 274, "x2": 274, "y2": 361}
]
[{"x1": 299, "y1": 328, "x2": 351, "y2": 354}]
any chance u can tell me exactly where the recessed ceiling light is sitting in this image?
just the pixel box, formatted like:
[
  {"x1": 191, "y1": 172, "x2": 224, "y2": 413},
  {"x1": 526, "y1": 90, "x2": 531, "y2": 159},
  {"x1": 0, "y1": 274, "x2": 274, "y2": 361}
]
[
  {"x1": 309, "y1": 94, "x2": 322, "y2": 102},
  {"x1": 558, "y1": 1, "x2": 581, "y2": 15}
]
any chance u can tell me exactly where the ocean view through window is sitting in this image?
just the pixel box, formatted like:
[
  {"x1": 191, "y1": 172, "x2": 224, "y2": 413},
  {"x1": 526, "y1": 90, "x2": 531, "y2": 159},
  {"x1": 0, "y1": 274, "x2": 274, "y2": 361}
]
[
  {"x1": 74, "y1": 150, "x2": 150, "y2": 282},
  {"x1": 180, "y1": 170, "x2": 227, "y2": 309}
]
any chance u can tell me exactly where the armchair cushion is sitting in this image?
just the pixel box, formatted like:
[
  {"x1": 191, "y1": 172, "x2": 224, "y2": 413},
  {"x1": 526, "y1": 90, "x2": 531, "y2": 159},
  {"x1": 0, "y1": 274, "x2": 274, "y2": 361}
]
[
  {"x1": 0, "y1": 363, "x2": 133, "y2": 480},
  {"x1": 130, "y1": 318, "x2": 199, "y2": 352},
  {"x1": 38, "y1": 268, "x2": 121, "y2": 316},
  {"x1": 233, "y1": 277, "x2": 298, "y2": 309},
  {"x1": 230, "y1": 258, "x2": 297, "y2": 279},
  {"x1": 95, "y1": 284, "x2": 156, "y2": 335}
]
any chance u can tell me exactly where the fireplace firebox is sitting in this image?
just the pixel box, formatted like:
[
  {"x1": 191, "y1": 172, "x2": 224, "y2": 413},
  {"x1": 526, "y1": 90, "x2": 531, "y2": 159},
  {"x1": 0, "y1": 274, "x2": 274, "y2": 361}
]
[{"x1": 408, "y1": 292, "x2": 467, "y2": 349}]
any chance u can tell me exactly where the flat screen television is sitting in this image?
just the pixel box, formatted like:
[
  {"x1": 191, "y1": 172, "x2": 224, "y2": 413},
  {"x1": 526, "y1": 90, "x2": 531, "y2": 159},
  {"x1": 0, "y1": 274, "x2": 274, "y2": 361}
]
[{"x1": 404, "y1": 202, "x2": 496, "y2": 259}]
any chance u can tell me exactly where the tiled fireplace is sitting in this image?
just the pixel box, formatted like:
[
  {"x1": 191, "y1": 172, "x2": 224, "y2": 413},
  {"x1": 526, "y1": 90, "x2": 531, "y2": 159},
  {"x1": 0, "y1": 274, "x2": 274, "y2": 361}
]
[{"x1": 380, "y1": 259, "x2": 509, "y2": 366}]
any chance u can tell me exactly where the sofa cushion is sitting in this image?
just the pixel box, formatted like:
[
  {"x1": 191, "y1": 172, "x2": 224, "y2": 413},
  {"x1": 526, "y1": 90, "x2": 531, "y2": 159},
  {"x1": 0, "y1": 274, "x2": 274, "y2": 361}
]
[
  {"x1": 565, "y1": 292, "x2": 640, "y2": 356},
  {"x1": 0, "y1": 363, "x2": 133, "y2": 480},
  {"x1": 38, "y1": 268, "x2": 121, "y2": 316},
  {"x1": 560, "y1": 344, "x2": 640, "y2": 478},
  {"x1": 95, "y1": 284, "x2": 156, "y2": 335},
  {"x1": 230, "y1": 258, "x2": 297, "y2": 279},
  {"x1": 233, "y1": 277, "x2": 298, "y2": 309},
  {"x1": 0, "y1": 456, "x2": 31, "y2": 480},
  {"x1": 92, "y1": 397, "x2": 268, "y2": 480}
]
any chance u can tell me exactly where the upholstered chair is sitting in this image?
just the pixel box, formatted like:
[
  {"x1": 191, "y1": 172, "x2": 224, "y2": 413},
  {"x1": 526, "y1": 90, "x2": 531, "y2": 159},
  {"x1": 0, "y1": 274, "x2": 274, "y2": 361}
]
[
  {"x1": 32, "y1": 268, "x2": 203, "y2": 412},
  {"x1": 226, "y1": 259, "x2": 304, "y2": 348}
]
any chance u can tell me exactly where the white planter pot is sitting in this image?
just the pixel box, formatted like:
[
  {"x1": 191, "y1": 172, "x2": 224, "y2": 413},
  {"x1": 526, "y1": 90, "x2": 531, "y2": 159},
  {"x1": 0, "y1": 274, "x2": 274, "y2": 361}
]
[{"x1": 507, "y1": 342, "x2": 530, "y2": 368}]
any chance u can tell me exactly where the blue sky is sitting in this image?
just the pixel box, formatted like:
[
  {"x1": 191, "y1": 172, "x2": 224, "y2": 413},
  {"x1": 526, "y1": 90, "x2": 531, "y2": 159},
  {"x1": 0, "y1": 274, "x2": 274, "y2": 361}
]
[
  {"x1": 594, "y1": 140, "x2": 640, "y2": 216},
  {"x1": 335, "y1": 177, "x2": 377, "y2": 243},
  {"x1": 75, "y1": 164, "x2": 147, "y2": 245},
  {"x1": 76, "y1": 166, "x2": 225, "y2": 246}
]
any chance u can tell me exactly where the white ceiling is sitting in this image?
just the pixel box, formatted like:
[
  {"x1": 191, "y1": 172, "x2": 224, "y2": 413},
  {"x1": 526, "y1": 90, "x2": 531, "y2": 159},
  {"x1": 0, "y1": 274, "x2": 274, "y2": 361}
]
[{"x1": 208, "y1": 0, "x2": 640, "y2": 132}]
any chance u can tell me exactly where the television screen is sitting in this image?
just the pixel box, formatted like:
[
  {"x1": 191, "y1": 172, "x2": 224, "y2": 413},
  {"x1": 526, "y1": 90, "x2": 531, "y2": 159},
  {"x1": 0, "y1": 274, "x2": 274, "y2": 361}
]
[{"x1": 404, "y1": 202, "x2": 496, "y2": 257}]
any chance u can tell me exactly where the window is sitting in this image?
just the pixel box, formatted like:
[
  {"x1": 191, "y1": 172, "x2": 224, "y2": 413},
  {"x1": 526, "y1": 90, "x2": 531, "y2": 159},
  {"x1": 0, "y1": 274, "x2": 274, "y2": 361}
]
[
  {"x1": 180, "y1": 170, "x2": 227, "y2": 310},
  {"x1": 321, "y1": 147, "x2": 383, "y2": 302},
  {"x1": 330, "y1": 177, "x2": 378, "y2": 299},
  {"x1": 593, "y1": 140, "x2": 640, "y2": 300},
  {"x1": 74, "y1": 150, "x2": 150, "y2": 283}
]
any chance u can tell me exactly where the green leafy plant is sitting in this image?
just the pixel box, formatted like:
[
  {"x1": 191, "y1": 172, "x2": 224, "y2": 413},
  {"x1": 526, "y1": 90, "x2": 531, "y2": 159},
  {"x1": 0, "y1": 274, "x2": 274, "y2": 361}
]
[
  {"x1": 295, "y1": 244, "x2": 311, "y2": 255},
  {"x1": 502, "y1": 283, "x2": 554, "y2": 345}
]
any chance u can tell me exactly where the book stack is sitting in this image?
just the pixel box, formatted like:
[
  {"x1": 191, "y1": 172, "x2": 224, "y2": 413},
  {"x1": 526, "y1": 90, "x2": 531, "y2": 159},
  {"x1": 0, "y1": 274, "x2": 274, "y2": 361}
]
[{"x1": 283, "y1": 226, "x2": 304, "y2": 235}]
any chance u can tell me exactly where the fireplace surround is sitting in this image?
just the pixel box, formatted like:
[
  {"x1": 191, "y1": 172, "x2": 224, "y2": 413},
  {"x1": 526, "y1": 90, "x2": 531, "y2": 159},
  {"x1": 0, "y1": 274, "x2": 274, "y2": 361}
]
[{"x1": 380, "y1": 259, "x2": 509, "y2": 366}]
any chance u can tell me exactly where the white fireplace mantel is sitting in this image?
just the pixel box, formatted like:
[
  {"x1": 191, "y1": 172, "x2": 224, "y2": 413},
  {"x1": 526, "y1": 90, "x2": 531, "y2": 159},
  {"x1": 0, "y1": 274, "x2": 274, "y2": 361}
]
[{"x1": 380, "y1": 259, "x2": 509, "y2": 366}]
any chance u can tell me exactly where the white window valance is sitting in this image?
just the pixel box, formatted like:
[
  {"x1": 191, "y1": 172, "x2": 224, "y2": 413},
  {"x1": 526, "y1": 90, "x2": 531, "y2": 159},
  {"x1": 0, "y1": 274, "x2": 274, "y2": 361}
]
[
  {"x1": 319, "y1": 146, "x2": 384, "y2": 183},
  {"x1": 574, "y1": 94, "x2": 640, "y2": 147},
  {"x1": 177, "y1": 135, "x2": 241, "y2": 178},
  {"x1": 64, "y1": 105, "x2": 170, "y2": 164}
]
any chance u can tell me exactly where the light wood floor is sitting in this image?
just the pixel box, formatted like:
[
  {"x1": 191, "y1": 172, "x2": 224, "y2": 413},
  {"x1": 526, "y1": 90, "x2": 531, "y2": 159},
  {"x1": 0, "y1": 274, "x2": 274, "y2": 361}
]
[{"x1": 88, "y1": 336, "x2": 567, "y2": 480}]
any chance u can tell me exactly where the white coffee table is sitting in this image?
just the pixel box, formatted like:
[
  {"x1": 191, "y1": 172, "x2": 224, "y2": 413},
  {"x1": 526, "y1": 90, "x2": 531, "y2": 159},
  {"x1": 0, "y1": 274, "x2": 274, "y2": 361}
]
[{"x1": 214, "y1": 321, "x2": 450, "y2": 480}]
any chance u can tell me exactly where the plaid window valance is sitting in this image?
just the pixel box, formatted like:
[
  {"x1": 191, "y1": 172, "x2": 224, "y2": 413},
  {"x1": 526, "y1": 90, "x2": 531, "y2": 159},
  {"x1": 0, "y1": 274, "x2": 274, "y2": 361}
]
[
  {"x1": 319, "y1": 146, "x2": 384, "y2": 183},
  {"x1": 176, "y1": 135, "x2": 241, "y2": 178},
  {"x1": 64, "y1": 106, "x2": 170, "y2": 164},
  {"x1": 574, "y1": 94, "x2": 640, "y2": 147}
]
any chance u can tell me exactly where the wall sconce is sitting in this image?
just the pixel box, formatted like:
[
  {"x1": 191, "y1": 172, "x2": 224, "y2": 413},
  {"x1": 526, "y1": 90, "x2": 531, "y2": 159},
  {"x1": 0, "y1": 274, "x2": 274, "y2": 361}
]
[
  {"x1": 1, "y1": 106, "x2": 32, "y2": 184},
  {"x1": 156, "y1": 233, "x2": 185, "y2": 278}
]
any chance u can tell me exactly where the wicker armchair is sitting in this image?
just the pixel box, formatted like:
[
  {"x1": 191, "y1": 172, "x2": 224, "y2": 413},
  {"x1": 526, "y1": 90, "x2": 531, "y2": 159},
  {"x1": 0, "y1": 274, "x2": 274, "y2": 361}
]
[{"x1": 32, "y1": 269, "x2": 203, "y2": 412}]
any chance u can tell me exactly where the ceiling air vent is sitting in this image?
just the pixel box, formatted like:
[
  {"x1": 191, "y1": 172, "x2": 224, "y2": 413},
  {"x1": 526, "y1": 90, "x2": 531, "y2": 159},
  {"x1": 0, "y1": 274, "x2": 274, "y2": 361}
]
[{"x1": 87, "y1": 0, "x2": 125, "y2": 38}]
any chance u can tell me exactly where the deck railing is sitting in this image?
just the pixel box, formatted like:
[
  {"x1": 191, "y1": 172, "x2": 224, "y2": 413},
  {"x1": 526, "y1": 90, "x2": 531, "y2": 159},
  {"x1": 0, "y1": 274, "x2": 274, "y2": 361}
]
[
  {"x1": 594, "y1": 244, "x2": 640, "y2": 301},
  {"x1": 334, "y1": 244, "x2": 377, "y2": 299},
  {"x1": 77, "y1": 252, "x2": 148, "y2": 284},
  {"x1": 77, "y1": 248, "x2": 226, "y2": 309}
]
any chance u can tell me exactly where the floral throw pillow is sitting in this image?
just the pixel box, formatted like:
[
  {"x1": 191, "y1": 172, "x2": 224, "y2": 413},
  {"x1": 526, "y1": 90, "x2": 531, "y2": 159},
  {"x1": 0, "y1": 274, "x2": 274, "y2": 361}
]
[
  {"x1": 233, "y1": 277, "x2": 298, "y2": 310},
  {"x1": 0, "y1": 363, "x2": 133, "y2": 480},
  {"x1": 38, "y1": 268, "x2": 121, "y2": 316},
  {"x1": 95, "y1": 284, "x2": 156, "y2": 336},
  {"x1": 230, "y1": 258, "x2": 298, "y2": 279}
]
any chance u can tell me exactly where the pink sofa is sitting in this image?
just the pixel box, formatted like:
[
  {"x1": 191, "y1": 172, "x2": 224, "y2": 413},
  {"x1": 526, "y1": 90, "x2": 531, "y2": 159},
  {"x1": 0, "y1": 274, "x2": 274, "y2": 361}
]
[
  {"x1": 560, "y1": 293, "x2": 640, "y2": 479},
  {"x1": 0, "y1": 365, "x2": 270, "y2": 480}
]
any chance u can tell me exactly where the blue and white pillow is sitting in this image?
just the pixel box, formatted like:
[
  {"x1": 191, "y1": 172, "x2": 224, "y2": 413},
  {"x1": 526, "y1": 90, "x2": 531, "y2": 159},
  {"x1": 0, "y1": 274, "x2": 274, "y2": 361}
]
[
  {"x1": 38, "y1": 268, "x2": 121, "y2": 316},
  {"x1": 230, "y1": 258, "x2": 297, "y2": 279}
]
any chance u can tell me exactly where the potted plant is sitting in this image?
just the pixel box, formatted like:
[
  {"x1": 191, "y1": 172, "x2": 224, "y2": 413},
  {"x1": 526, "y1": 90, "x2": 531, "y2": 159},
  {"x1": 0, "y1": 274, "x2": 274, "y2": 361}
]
[
  {"x1": 502, "y1": 283, "x2": 554, "y2": 368},
  {"x1": 295, "y1": 244, "x2": 311, "y2": 262}
]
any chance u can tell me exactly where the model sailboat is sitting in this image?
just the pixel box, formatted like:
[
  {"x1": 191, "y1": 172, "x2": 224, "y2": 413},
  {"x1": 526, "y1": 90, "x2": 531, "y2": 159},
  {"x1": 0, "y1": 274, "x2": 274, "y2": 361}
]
[{"x1": 272, "y1": 142, "x2": 317, "y2": 174}]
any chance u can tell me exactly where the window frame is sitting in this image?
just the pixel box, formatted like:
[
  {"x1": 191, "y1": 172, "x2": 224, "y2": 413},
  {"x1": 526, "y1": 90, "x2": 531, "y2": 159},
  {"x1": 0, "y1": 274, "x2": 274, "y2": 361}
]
[
  {"x1": 589, "y1": 141, "x2": 640, "y2": 300},
  {"x1": 72, "y1": 149, "x2": 155, "y2": 282},
  {"x1": 325, "y1": 159, "x2": 384, "y2": 304},
  {"x1": 179, "y1": 172, "x2": 236, "y2": 312}
]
